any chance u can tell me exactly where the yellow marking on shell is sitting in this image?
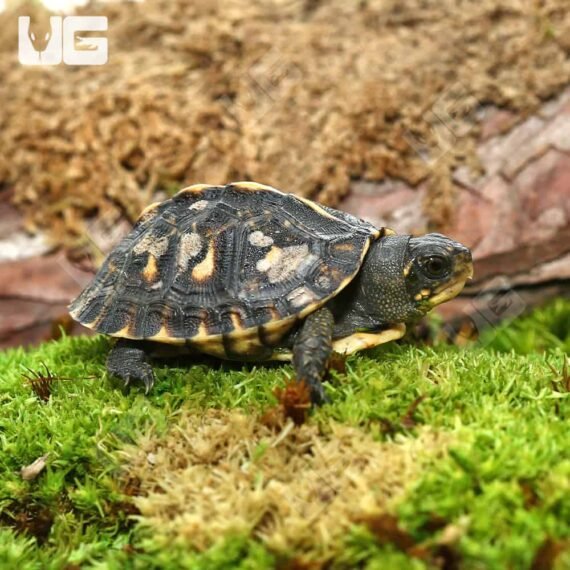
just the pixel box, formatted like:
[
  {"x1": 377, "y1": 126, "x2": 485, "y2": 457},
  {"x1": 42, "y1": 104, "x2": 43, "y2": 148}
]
[
  {"x1": 192, "y1": 241, "x2": 215, "y2": 282},
  {"x1": 74, "y1": 312, "x2": 187, "y2": 344},
  {"x1": 259, "y1": 314, "x2": 295, "y2": 346},
  {"x1": 192, "y1": 333, "x2": 231, "y2": 358},
  {"x1": 296, "y1": 195, "x2": 338, "y2": 221},
  {"x1": 256, "y1": 246, "x2": 282, "y2": 272},
  {"x1": 331, "y1": 324, "x2": 406, "y2": 356},
  {"x1": 225, "y1": 332, "x2": 267, "y2": 356},
  {"x1": 231, "y1": 181, "x2": 283, "y2": 193},
  {"x1": 414, "y1": 293, "x2": 423, "y2": 301},
  {"x1": 268, "y1": 349, "x2": 294, "y2": 362},
  {"x1": 269, "y1": 307, "x2": 282, "y2": 320},
  {"x1": 333, "y1": 242, "x2": 355, "y2": 252},
  {"x1": 260, "y1": 328, "x2": 286, "y2": 347},
  {"x1": 192, "y1": 338, "x2": 228, "y2": 357},
  {"x1": 403, "y1": 262, "x2": 413, "y2": 277},
  {"x1": 176, "y1": 184, "x2": 214, "y2": 196},
  {"x1": 230, "y1": 313, "x2": 244, "y2": 331},
  {"x1": 115, "y1": 331, "x2": 186, "y2": 345},
  {"x1": 139, "y1": 201, "x2": 161, "y2": 221},
  {"x1": 198, "y1": 320, "x2": 209, "y2": 337},
  {"x1": 381, "y1": 227, "x2": 397, "y2": 237},
  {"x1": 113, "y1": 324, "x2": 133, "y2": 338},
  {"x1": 143, "y1": 254, "x2": 159, "y2": 282},
  {"x1": 149, "y1": 325, "x2": 177, "y2": 343}
]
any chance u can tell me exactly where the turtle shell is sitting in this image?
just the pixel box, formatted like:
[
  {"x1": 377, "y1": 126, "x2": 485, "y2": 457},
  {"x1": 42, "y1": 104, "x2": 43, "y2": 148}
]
[{"x1": 69, "y1": 182, "x2": 389, "y2": 359}]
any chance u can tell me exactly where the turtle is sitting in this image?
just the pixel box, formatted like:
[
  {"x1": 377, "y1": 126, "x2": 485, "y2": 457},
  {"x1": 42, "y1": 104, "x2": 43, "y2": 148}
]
[{"x1": 69, "y1": 181, "x2": 473, "y2": 404}]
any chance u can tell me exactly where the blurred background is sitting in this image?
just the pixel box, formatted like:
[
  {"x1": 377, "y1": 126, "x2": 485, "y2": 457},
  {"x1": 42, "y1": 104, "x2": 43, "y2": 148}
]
[{"x1": 0, "y1": 0, "x2": 568, "y2": 349}]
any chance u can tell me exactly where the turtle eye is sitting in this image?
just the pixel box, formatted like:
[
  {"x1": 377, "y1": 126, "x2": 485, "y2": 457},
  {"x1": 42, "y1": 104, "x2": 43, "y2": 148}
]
[{"x1": 421, "y1": 255, "x2": 450, "y2": 279}]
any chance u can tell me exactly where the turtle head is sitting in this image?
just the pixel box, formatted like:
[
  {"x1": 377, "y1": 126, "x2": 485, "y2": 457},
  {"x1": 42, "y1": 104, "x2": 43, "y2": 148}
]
[
  {"x1": 358, "y1": 233, "x2": 473, "y2": 324},
  {"x1": 404, "y1": 233, "x2": 473, "y2": 313}
]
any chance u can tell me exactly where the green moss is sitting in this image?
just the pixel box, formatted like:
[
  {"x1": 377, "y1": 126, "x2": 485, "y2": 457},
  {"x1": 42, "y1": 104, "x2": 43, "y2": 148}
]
[{"x1": 0, "y1": 299, "x2": 569, "y2": 568}]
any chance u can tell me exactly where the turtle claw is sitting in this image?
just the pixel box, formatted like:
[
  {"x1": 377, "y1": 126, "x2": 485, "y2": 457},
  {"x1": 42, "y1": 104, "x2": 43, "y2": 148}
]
[
  {"x1": 107, "y1": 339, "x2": 156, "y2": 395},
  {"x1": 125, "y1": 364, "x2": 155, "y2": 394},
  {"x1": 113, "y1": 365, "x2": 155, "y2": 394},
  {"x1": 142, "y1": 371, "x2": 155, "y2": 395}
]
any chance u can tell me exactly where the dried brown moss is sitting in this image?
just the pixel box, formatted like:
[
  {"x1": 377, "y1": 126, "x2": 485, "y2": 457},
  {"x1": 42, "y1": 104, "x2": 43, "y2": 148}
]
[
  {"x1": 121, "y1": 409, "x2": 453, "y2": 557},
  {"x1": 1, "y1": 0, "x2": 569, "y2": 246}
]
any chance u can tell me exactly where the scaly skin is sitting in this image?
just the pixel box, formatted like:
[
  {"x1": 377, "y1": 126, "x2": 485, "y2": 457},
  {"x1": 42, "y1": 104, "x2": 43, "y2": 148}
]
[
  {"x1": 292, "y1": 307, "x2": 335, "y2": 405},
  {"x1": 107, "y1": 339, "x2": 155, "y2": 393}
]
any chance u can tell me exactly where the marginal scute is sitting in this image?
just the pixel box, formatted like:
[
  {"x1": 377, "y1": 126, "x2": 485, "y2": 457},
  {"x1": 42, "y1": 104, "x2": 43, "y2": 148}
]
[
  {"x1": 231, "y1": 181, "x2": 281, "y2": 193},
  {"x1": 139, "y1": 201, "x2": 161, "y2": 221},
  {"x1": 197, "y1": 318, "x2": 209, "y2": 338},
  {"x1": 113, "y1": 324, "x2": 133, "y2": 338},
  {"x1": 287, "y1": 286, "x2": 318, "y2": 308},
  {"x1": 150, "y1": 325, "x2": 174, "y2": 342},
  {"x1": 296, "y1": 195, "x2": 338, "y2": 220},
  {"x1": 177, "y1": 183, "x2": 213, "y2": 196},
  {"x1": 230, "y1": 313, "x2": 244, "y2": 331}
]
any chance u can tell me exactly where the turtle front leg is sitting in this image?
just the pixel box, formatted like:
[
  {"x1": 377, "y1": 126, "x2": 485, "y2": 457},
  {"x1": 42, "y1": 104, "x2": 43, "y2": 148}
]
[
  {"x1": 106, "y1": 339, "x2": 155, "y2": 394},
  {"x1": 293, "y1": 307, "x2": 334, "y2": 405}
]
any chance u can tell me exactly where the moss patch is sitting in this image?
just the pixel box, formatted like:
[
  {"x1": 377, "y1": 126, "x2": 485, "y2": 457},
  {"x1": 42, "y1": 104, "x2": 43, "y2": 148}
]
[
  {"x1": 124, "y1": 410, "x2": 452, "y2": 557},
  {"x1": 0, "y1": 300, "x2": 568, "y2": 568}
]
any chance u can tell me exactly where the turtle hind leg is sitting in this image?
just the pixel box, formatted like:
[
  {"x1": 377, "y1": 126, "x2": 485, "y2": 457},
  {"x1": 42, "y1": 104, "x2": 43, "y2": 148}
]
[
  {"x1": 106, "y1": 339, "x2": 155, "y2": 394},
  {"x1": 292, "y1": 307, "x2": 334, "y2": 405}
]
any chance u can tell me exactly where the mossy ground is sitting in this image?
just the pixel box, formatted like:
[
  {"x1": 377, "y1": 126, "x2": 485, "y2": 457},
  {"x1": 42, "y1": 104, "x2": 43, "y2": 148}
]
[{"x1": 0, "y1": 299, "x2": 569, "y2": 569}]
